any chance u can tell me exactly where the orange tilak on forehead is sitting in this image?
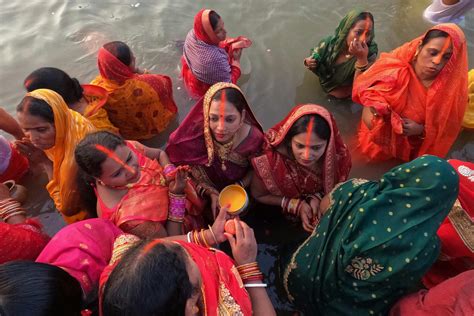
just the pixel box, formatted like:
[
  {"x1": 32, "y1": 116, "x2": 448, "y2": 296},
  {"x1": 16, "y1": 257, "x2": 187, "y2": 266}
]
[
  {"x1": 94, "y1": 144, "x2": 136, "y2": 175},
  {"x1": 433, "y1": 36, "x2": 452, "y2": 64},
  {"x1": 359, "y1": 16, "x2": 372, "y2": 43},
  {"x1": 304, "y1": 117, "x2": 315, "y2": 159},
  {"x1": 219, "y1": 89, "x2": 227, "y2": 126}
]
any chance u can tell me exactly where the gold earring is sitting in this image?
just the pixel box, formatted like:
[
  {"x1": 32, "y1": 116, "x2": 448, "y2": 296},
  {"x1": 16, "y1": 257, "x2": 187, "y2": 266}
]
[{"x1": 192, "y1": 306, "x2": 199, "y2": 314}]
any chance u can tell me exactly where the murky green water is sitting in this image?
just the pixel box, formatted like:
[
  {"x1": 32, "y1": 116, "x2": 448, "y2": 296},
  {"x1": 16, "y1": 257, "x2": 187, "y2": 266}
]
[{"x1": 0, "y1": 1, "x2": 473, "y2": 311}]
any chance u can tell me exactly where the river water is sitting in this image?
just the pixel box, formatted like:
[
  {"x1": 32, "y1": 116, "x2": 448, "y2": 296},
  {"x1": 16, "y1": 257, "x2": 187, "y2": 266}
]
[{"x1": 0, "y1": 0, "x2": 473, "y2": 311}]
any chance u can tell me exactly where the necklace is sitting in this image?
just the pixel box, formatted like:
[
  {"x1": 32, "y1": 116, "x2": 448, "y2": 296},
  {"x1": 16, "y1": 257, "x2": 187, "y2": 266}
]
[{"x1": 215, "y1": 137, "x2": 235, "y2": 171}]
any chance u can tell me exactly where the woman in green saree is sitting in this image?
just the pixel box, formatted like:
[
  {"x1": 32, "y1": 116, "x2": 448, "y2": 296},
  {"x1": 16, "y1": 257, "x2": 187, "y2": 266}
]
[
  {"x1": 284, "y1": 155, "x2": 459, "y2": 315},
  {"x1": 304, "y1": 10, "x2": 378, "y2": 98}
]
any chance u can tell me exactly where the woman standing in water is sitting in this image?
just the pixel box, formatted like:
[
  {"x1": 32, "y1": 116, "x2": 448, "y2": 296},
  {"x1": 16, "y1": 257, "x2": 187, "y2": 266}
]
[
  {"x1": 353, "y1": 24, "x2": 468, "y2": 162},
  {"x1": 304, "y1": 10, "x2": 378, "y2": 98}
]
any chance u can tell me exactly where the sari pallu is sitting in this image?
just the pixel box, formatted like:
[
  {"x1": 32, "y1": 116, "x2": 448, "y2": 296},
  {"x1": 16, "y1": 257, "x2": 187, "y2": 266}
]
[
  {"x1": 36, "y1": 218, "x2": 122, "y2": 295},
  {"x1": 252, "y1": 104, "x2": 351, "y2": 197},
  {"x1": 28, "y1": 89, "x2": 96, "y2": 224},
  {"x1": 310, "y1": 9, "x2": 378, "y2": 93},
  {"x1": 97, "y1": 141, "x2": 204, "y2": 233},
  {"x1": 353, "y1": 23, "x2": 468, "y2": 162},
  {"x1": 463, "y1": 69, "x2": 474, "y2": 129},
  {"x1": 91, "y1": 48, "x2": 177, "y2": 140},
  {"x1": 166, "y1": 82, "x2": 264, "y2": 191},
  {"x1": 423, "y1": 159, "x2": 474, "y2": 288},
  {"x1": 284, "y1": 155, "x2": 459, "y2": 315},
  {"x1": 81, "y1": 84, "x2": 119, "y2": 134},
  {"x1": 182, "y1": 9, "x2": 251, "y2": 98}
]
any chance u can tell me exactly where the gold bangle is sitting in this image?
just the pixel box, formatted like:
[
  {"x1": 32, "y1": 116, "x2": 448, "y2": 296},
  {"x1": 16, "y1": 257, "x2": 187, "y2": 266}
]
[{"x1": 207, "y1": 225, "x2": 219, "y2": 245}]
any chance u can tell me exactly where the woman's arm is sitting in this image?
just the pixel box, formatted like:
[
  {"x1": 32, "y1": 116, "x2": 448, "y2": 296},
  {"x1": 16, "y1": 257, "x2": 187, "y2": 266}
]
[
  {"x1": 0, "y1": 108, "x2": 24, "y2": 140},
  {"x1": 250, "y1": 173, "x2": 283, "y2": 207}
]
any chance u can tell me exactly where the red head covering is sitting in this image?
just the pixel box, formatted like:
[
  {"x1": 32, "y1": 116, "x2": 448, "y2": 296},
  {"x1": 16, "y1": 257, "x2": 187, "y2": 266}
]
[
  {"x1": 97, "y1": 47, "x2": 135, "y2": 84},
  {"x1": 194, "y1": 9, "x2": 221, "y2": 45},
  {"x1": 264, "y1": 104, "x2": 352, "y2": 194}
]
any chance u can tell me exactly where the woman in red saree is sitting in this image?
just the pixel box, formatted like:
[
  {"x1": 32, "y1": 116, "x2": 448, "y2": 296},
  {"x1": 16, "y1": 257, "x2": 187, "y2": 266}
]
[
  {"x1": 166, "y1": 82, "x2": 264, "y2": 217},
  {"x1": 182, "y1": 9, "x2": 252, "y2": 99},
  {"x1": 251, "y1": 104, "x2": 351, "y2": 231},
  {"x1": 100, "y1": 216, "x2": 275, "y2": 315},
  {"x1": 24, "y1": 67, "x2": 119, "y2": 134},
  {"x1": 75, "y1": 131, "x2": 204, "y2": 238},
  {"x1": 353, "y1": 23, "x2": 468, "y2": 161},
  {"x1": 422, "y1": 159, "x2": 474, "y2": 288},
  {"x1": 91, "y1": 41, "x2": 177, "y2": 140}
]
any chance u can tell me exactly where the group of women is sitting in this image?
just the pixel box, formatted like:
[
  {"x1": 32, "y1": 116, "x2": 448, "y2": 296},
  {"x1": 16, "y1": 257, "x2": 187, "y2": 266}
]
[{"x1": 0, "y1": 7, "x2": 473, "y2": 316}]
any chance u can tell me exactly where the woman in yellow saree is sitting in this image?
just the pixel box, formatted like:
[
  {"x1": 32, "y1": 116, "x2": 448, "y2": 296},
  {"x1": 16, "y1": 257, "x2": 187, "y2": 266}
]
[{"x1": 15, "y1": 89, "x2": 96, "y2": 223}]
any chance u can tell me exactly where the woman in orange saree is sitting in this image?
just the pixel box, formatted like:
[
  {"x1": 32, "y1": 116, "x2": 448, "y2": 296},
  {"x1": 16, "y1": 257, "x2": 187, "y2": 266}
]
[
  {"x1": 75, "y1": 131, "x2": 205, "y2": 238},
  {"x1": 24, "y1": 67, "x2": 118, "y2": 133},
  {"x1": 353, "y1": 23, "x2": 468, "y2": 161},
  {"x1": 251, "y1": 104, "x2": 351, "y2": 231},
  {"x1": 16, "y1": 89, "x2": 96, "y2": 224},
  {"x1": 91, "y1": 41, "x2": 177, "y2": 140}
]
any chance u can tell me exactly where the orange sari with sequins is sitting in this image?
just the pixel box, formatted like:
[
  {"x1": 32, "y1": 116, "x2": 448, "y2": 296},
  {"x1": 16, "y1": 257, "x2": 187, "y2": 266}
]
[
  {"x1": 91, "y1": 48, "x2": 177, "y2": 140},
  {"x1": 353, "y1": 24, "x2": 468, "y2": 161}
]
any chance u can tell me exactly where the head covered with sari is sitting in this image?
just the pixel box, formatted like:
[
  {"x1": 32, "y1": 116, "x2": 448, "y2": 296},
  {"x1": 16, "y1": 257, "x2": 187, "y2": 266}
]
[
  {"x1": 284, "y1": 155, "x2": 459, "y2": 315},
  {"x1": 311, "y1": 9, "x2": 378, "y2": 93},
  {"x1": 253, "y1": 104, "x2": 351, "y2": 196},
  {"x1": 167, "y1": 82, "x2": 262, "y2": 167},
  {"x1": 26, "y1": 89, "x2": 95, "y2": 223},
  {"x1": 353, "y1": 23, "x2": 468, "y2": 161},
  {"x1": 100, "y1": 239, "x2": 252, "y2": 315},
  {"x1": 91, "y1": 44, "x2": 177, "y2": 140},
  {"x1": 36, "y1": 218, "x2": 122, "y2": 295}
]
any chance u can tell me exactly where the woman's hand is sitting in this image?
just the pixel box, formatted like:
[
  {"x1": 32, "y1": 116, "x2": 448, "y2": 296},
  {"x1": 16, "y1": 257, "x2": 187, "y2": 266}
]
[
  {"x1": 14, "y1": 138, "x2": 49, "y2": 166},
  {"x1": 225, "y1": 218, "x2": 257, "y2": 265},
  {"x1": 209, "y1": 204, "x2": 230, "y2": 243},
  {"x1": 402, "y1": 118, "x2": 424, "y2": 136},
  {"x1": 299, "y1": 201, "x2": 315, "y2": 232},
  {"x1": 348, "y1": 38, "x2": 369, "y2": 64},
  {"x1": 209, "y1": 191, "x2": 220, "y2": 219},
  {"x1": 304, "y1": 57, "x2": 317, "y2": 70},
  {"x1": 168, "y1": 166, "x2": 189, "y2": 194},
  {"x1": 233, "y1": 48, "x2": 242, "y2": 61}
]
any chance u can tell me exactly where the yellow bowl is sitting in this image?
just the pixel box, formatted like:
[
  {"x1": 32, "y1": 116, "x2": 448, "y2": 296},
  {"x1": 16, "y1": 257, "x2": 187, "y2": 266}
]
[{"x1": 219, "y1": 184, "x2": 248, "y2": 215}]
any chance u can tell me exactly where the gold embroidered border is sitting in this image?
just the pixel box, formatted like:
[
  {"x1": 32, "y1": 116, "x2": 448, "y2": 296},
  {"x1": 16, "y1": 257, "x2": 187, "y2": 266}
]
[{"x1": 448, "y1": 199, "x2": 474, "y2": 252}]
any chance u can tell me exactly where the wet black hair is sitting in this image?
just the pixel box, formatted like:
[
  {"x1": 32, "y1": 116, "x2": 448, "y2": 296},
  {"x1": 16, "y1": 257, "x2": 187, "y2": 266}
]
[
  {"x1": 420, "y1": 29, "x2": 449, "y2": 47},
  {"x1": 24, "y1": 67, "x2": 84, "y2": 104},
  {"x1": 74, "y1": 131, "x2": 126, "y2": 214},
  {"x1": 211, "y1": 88, "x2": 247, "y2": 114},
  {"x1": 209, "y1": 11, "x2": 221, "y2": 30},
  {"x1": 103, "y1": 41, "x2": 132, "y2": 66},
  {"x1": 16, "y1": 96, "x2": 54, "y2": 124},
  {"x1": 0, "y1": 261, "x2": 82, "y2": 316},
  {"x1": 102, "y1": 240, "x2": 193, "y2": 316},
  {"x1": 284, "y1": 114, "x2": 331, "y2": 157}
]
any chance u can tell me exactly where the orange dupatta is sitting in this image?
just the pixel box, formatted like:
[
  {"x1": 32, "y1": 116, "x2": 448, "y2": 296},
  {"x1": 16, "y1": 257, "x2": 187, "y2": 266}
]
[
  {"x1": 82, "y1": 84, "x2": 119, "y2": 134},
  {"x1": 27, "y1": 89, "x2": 96, "y2": 223},
  {"x1": 353, "y1": 23, "x2": 468, "y2": 161}
]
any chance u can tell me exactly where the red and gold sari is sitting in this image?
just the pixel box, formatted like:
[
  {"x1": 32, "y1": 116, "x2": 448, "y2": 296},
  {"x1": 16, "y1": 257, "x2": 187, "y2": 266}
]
[
  {"x1": 81, "y1": 84, "x2": 119, "y2": 134},
  {"x1": 353, "y1": 23, "x2": 468, "y2": 161},
  {"x1": 251, "y1": 104, "x2": 351, "y2": 197},
  {"x1": 91, "y1": 47, "x2": 177, "y2": 140},
  {"x1": 166, "y1": 82, "x2": 264, "y2": 191},
  {"x1": 423, "y1": 159, "x2": 474, "y2": 288},
  {"x1": 96, "y1": 141, "x2": 204, "y2": 236}
]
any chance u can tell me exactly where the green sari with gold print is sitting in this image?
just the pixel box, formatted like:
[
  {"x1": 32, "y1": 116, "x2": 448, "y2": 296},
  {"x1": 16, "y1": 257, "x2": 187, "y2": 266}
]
[{"x1": 284, "y1": 155, "x2": 459, "y2": 315}]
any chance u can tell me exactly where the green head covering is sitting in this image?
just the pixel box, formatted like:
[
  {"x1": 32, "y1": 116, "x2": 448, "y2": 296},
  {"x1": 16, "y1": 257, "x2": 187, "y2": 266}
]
[
  {"x1": 310, "y1": 9, "x2": 378, "y2": 93},
  {"x1": 284, "y1": 155, "x2": 459, "y2": 315}
]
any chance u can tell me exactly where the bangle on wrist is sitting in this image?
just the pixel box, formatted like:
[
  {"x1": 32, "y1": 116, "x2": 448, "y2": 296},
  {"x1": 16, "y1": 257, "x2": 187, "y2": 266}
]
[{"x1": 244, "y1": 283, "x2": 267, "y2": 288}]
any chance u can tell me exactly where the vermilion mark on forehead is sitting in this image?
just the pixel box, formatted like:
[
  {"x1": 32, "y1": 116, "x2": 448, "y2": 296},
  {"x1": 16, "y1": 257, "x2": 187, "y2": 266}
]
[
  {"x1": 433, "y1": 36, "x2": 451, "y2": 64},
  {"x1": 359, "y1": 16, "x2": 371, "y2": 43},
  {"x1": 94, "y1": 144, "x2": 136, "y2": 175},
  {"x1": 304, "y1": 117, "x2": 315, "y2": 160}
]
